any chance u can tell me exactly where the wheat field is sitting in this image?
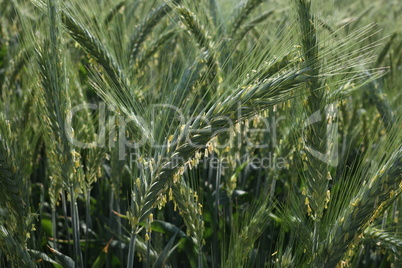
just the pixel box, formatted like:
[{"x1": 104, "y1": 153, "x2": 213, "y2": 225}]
[{"x1": 0, "y1": 0, "x2": 401, "y2": 267}]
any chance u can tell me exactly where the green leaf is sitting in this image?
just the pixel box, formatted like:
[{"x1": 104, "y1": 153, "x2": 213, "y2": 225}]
[
  {"x1": 91, "y1": 238, "x2": 113, "y2": 268},
  {"x1": 177, "y1": 238, "x2": 200, "y2": 268},
  {"x1": 27, "y1": 249, "x2": 61, "y2": 267},
  {"x1": 147, "y1": 220, "x2": 187, "y2": 238},
  {"x1": 41, "y1": 218, "x2": 53, "y2": 237},
  {"x1": 48, "y1": 246, "x2": 75, "y2": 268},
  {"x1": 153, "y1": 231, "x2": 180, "y2": 268}
]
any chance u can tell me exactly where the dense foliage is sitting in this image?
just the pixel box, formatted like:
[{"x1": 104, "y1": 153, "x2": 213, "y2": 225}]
[{"x1": 0, "y1": 0, "x2": 401, "y2": 267}]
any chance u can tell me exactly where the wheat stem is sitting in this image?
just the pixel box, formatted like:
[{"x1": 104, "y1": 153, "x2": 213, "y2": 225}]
[
  {"x1": 128, "y1": 2, "x2": 179, "y2": 65},
  {"x1": 296, "y1": 0, "x2": 329, "y2": 226},
  {"x1": 229, "y1": 0, "x2": 264, "y2": 36},
  {"x1": 176, "y1": 5, "x2": 222, "y2": 94},
  {"x1": 134, "y1": 67, "x2": 311, "y2": 230},
  {"x1": 317, "y1": 148, "x2": 402, "y2": 267}
]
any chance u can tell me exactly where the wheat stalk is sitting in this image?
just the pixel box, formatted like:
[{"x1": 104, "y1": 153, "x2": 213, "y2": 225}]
[
  {"x1": 171, "y1": 180, "x2": 204, "y2": 246},
  {"x1": 176, "y1": 5, "x2": 222, "y2": 95},
  {"x1": 104, "y1": 1, "x2": 126, "y2": 26},
  {"x1": 235, "y1": 10, "x2": 274, "y2": 41},
  {"x1": 0, "y1": 225, "x2": 34, "y2": 268},
  {"x1": 137, "y1": 29, "x2": 176, "y2": 68},
  {"x1": 128, "y1": 2, "x2": 179, "y2": 65},
  {"x1": 295, "y1": 0, "x2": 330, "y2": 227},
  {"x1": 62, "y1": 11, "x2": 127, "y2": 96},
  {"x1": 225, "y1": 199, "x2": 272, "y2": 267},
  {"x1": 229, "y1": 0, "x2": 265, "y2": 36},
  {"x1": 0, "y1": 117, "x2": 32, "y2": 267},
  {"x1": 363, "y1": 71, "x2": 395, "y2": 130},
  {"x1": 60, "y1": 7, "x2": 154, "y2": 144},
  {"x1": 130, "y1": 66, "x2": 311, "y2": 233},
  {"x1": 317, "y1": 145, "x2": 402, "y2": 266},
  {"x1": 364, "y1": 227, "x2": 402, "y2": 255},
  {"x1": 35, "y1": 1, "x2": 86, "y2": 266}
]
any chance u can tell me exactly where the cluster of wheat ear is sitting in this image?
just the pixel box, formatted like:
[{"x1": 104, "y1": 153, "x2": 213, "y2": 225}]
[{"x1": 0, "y1": 0, "x2": 401, "y2": 267}]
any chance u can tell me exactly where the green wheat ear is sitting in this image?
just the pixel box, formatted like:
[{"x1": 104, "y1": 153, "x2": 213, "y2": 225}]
[
  {"x1": 235, "y1": 10, "x2": 274, "y2": 41},
  {"x1": 295, "y1": 0, "x2": 330, "y2": 223},
  {"x1": 0, "y1": 119, "x2": 33, "y2": 267},
  {"x1": 364, "y1": 227, "x2": 402, "y2": 257},
  {"x1": 175, "y1": 5, "x2": 222, "y2": 96},
  {"x1": 1, "y1": 0, "x2": 401, "y2": 267},
  {"x1": 228, "y1": 0, "x2": 265, "y2": 36},
  {"x1": 128, "y1": 2, "x2": 178, "y2": 65},
  {"x1": 225, "y1": 197, "x2": 273, "y2": 267},
  {"x1": 170, "y1": 179, "x2": 204, "y2": 247}
]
